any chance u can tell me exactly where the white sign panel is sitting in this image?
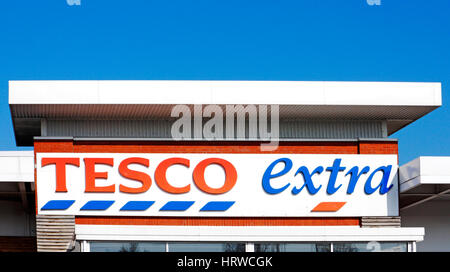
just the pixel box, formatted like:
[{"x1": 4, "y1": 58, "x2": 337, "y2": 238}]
[{"x1": 36, "y1": 153, "x2": 399, "y2": 217}]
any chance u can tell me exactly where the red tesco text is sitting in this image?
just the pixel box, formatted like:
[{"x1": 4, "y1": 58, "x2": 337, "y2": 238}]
[{"x1": 41, "y1": 157, "x2": 237, "y2": 195}]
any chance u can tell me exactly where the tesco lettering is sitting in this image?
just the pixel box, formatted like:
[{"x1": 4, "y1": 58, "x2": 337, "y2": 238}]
[
  {"x1": 41, "y1": 157, "x2": 237, "y2": 195},
  {"x1": 40, "y1": 156, "x2": 393, "y2": 196}
]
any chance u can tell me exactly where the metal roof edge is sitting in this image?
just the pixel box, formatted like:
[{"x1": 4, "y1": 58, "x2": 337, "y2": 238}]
[{"x1": 33, "y1": 136, "x2": 398, "y2": 143}]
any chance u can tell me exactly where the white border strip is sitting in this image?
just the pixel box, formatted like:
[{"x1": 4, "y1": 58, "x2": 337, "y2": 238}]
[{"x1": 76, "y1": 225, "x2": 424, "y2": 242}]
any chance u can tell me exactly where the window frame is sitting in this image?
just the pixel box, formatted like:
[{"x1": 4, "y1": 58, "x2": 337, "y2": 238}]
[
  {"x1": 77, "y1": 225, "x2": 421, "y2": 252},
  {"x1": 82, "y1": 240, "x2": 413, "y2": 252}
]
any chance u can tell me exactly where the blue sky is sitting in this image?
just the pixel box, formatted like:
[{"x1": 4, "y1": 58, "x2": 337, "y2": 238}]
[{"x1": 0, "y1": 0, "x2": 449, "y2": 165}]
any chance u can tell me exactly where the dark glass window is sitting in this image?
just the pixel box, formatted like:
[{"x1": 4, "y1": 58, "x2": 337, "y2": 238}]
[{"x1": 254, "y1": 242, "x2": 331, "y2": 252}]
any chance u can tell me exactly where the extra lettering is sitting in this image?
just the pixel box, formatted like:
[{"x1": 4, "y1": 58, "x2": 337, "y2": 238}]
[{"x1": 262, "y1": 158, "x2": 394, "y2": 195}]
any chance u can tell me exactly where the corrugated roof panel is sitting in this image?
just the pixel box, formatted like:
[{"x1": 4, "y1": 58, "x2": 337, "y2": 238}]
[{"x1": 45, "y1": 119, "x2": 383, "y2": 139}]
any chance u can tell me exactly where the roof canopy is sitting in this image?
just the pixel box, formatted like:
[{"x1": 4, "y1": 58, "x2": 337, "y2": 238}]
[
  {"x1": 9, "y1": 80, "x2": 441, "y2": 146},
  {"x1": 399, "y1": 156, "x2": 450, "y2": 211}
]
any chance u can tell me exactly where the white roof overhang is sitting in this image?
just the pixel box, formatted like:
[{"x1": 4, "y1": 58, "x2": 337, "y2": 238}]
[
  {"x1": 0, "y1": 151, "x2": 34, "y2": 183},
  {"x1": 9, "y1": 80, "x2": 442, "y2": 146},
  {"x1": 0, "y1": 151, "x2": 34, "y2": 210},
  {"x1": 399, "y1": 156, "x2": 450, "y2": 211}
]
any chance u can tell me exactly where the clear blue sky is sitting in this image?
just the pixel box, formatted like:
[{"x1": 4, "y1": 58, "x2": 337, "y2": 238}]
[{"x1": 0, "y1": 0, "x2": 449, "y2": 165}]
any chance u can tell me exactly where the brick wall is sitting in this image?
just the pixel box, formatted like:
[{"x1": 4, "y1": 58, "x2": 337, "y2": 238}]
[
  {"x1": 358, "y1": 141, "x2": 398, "y2": 155},
  {"x1": 0, "y1": 236, "x2": 36, "y2": 252},
  {"x1": 35, "y1": 139, "x2": 399, "y2": 154}
]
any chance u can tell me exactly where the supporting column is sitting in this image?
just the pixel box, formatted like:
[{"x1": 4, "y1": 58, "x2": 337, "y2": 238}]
[
  {"x1": 36, "y1": 215, "x2": 76, "y2": 252},
  {"x1": 361, "y1": 216, "x2": 401, "y2": 228}
]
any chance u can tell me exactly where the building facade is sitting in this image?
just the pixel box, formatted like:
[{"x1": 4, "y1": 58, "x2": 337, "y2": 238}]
[{"x1": 1, "y1": 80, "x2": 448, "y2": 252}]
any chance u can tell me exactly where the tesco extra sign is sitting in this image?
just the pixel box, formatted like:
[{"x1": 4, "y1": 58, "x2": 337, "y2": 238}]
[{"x1": 36, "y1": 153, "x2": 399, "y2": 217}]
